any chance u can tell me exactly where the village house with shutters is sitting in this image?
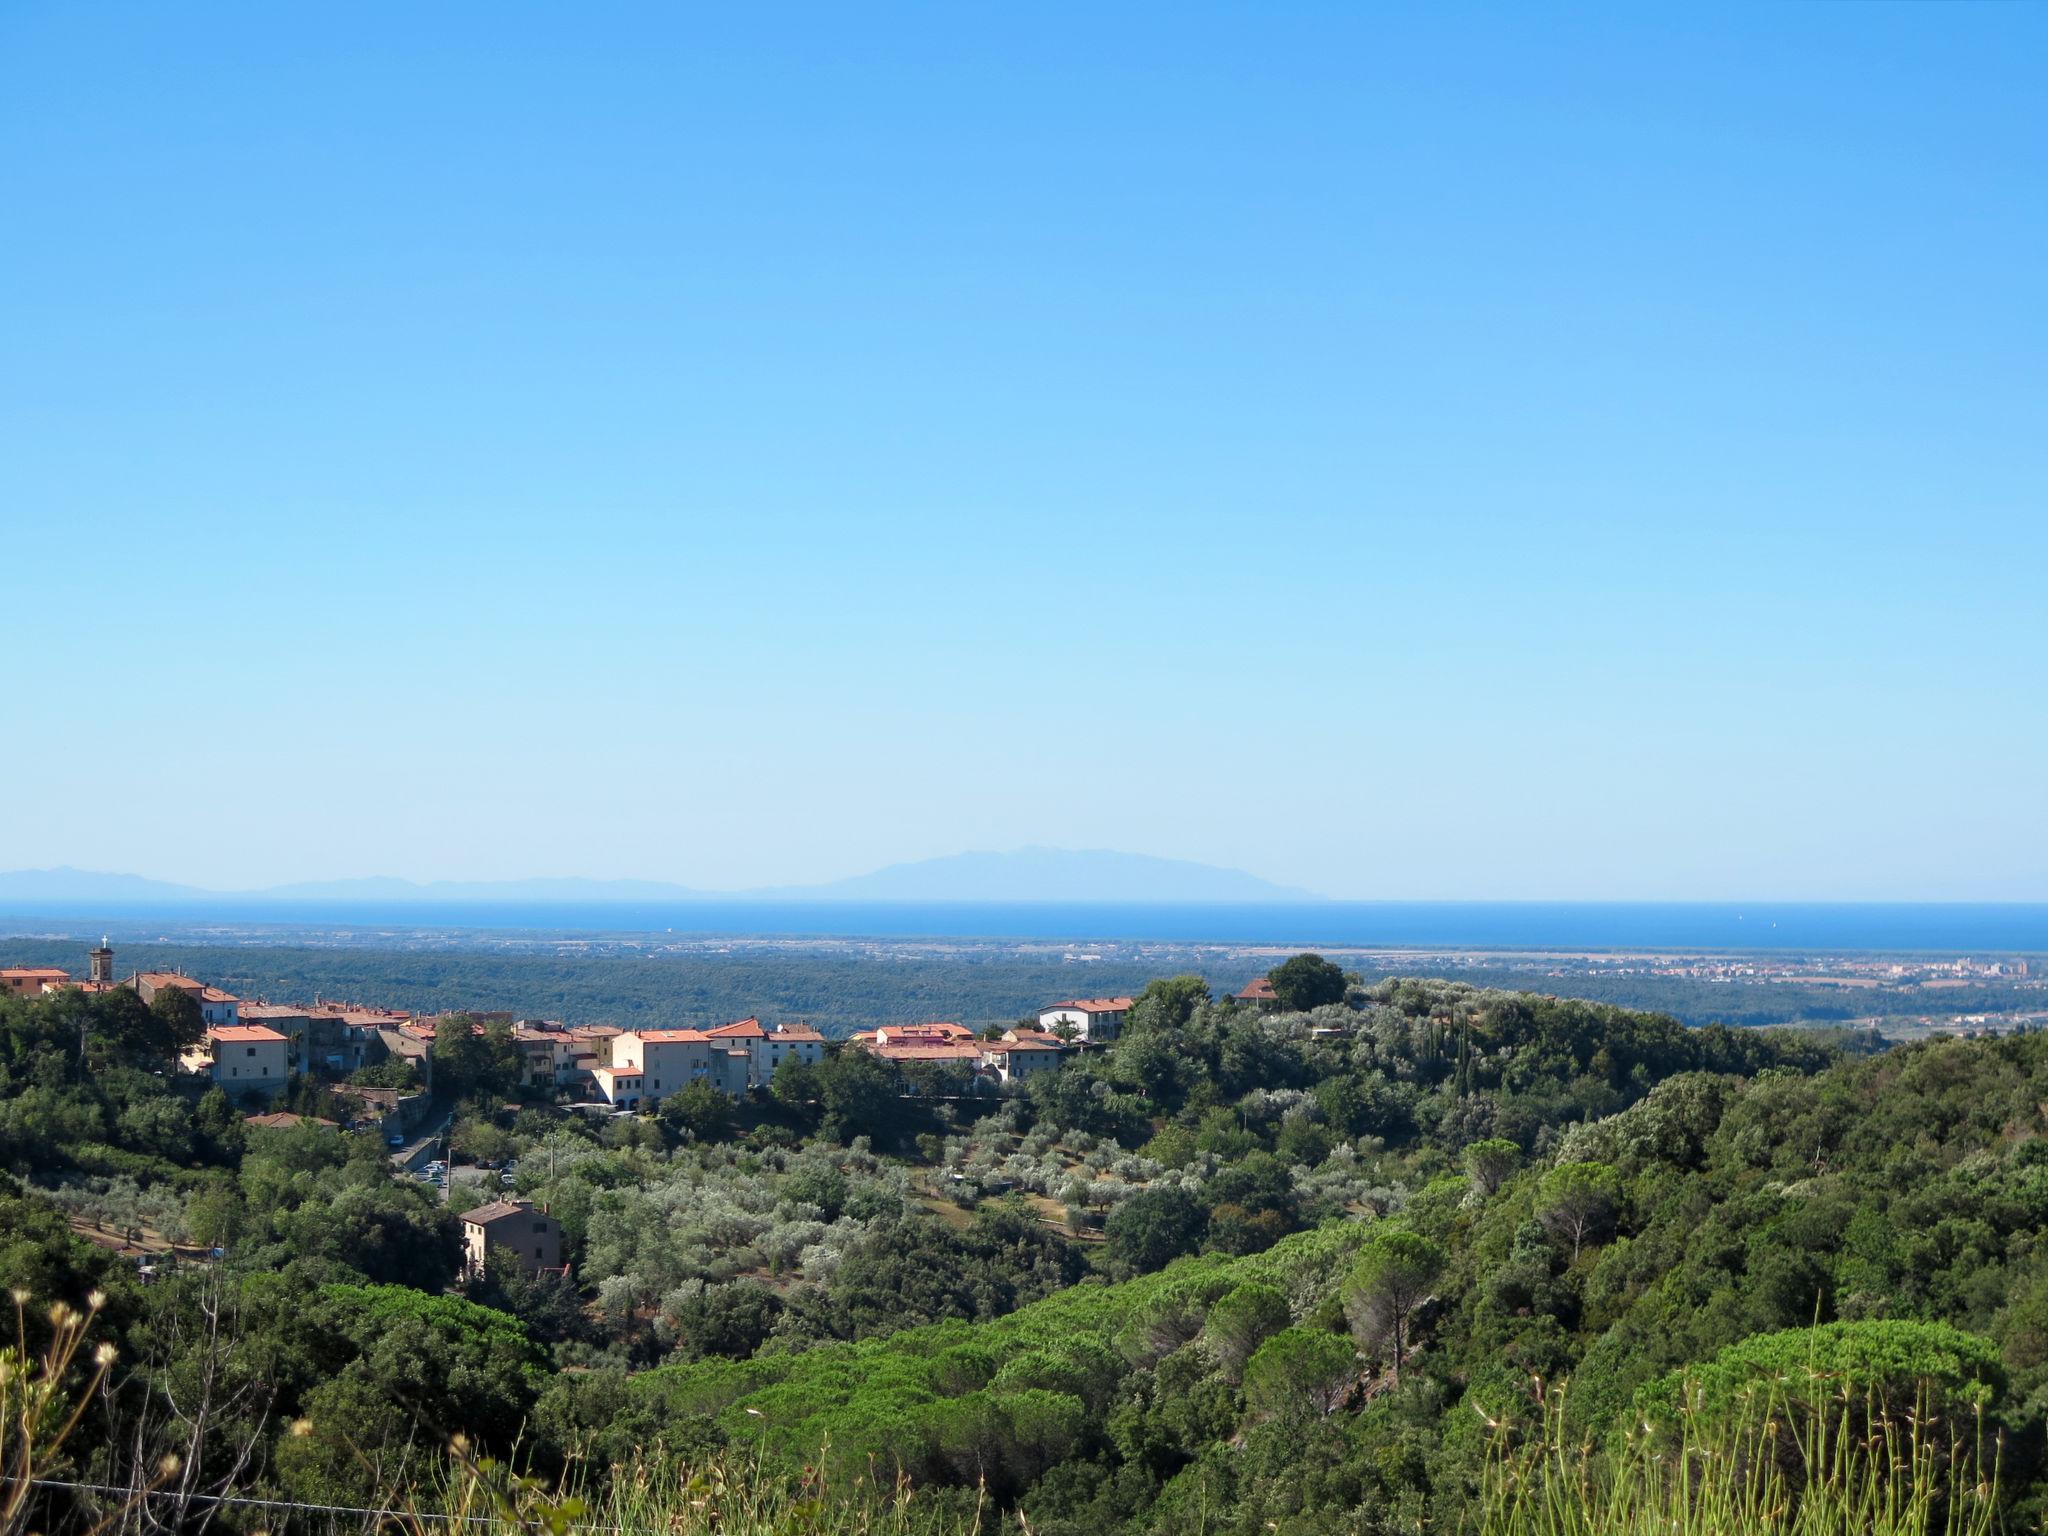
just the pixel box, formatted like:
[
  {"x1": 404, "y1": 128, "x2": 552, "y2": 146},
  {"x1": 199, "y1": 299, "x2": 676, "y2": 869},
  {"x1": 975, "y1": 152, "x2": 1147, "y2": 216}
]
[
  {"x1": 184, "y1": 1024, "x2": 291, "y2": 1100},
  {"x1": 850, "y1": 1021, "x2": 1066, "y2": 1088},
  {"x1": 591, "y1": 1018, "x2": 826, "y2": 1110}
]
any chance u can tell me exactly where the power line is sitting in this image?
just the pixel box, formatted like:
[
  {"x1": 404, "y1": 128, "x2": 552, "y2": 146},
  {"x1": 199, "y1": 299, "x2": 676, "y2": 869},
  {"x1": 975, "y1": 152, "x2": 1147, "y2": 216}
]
[{"x1": 4, "y1": 1477, "x2": 642, "y2": 1534}]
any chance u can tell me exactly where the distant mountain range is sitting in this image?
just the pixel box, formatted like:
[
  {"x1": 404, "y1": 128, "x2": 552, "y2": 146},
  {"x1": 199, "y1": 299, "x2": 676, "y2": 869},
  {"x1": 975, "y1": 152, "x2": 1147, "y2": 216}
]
[{"x1": 0, "y1": 849, "x2": 1322, "y2": 907}]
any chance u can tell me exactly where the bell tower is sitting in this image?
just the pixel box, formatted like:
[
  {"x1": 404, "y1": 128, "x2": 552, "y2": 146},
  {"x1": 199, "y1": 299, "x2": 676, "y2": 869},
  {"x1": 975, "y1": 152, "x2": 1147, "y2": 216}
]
[{"x1": 89, "y1": 937, "x2": 113, "y2": 985}]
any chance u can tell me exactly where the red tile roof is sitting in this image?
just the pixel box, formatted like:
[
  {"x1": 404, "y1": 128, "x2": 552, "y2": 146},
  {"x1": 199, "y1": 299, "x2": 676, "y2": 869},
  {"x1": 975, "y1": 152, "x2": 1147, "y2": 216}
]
[
  {"x1": 868, "y1": 1042, "x2": 987, "y2": 1062},
  {"x1": 706, "y1": 1017, "x2": 765, "y2": 1039},
  {"x1": 630, "y1": 1028, "x2": 711, "y2": 1043},
  {"x1": 1236, "y1": 977, "x2": 1278, "y2": 1001},
  {"x1": 876, "y1": 1021, "x2": 973, "y2": 1042},
  {"x1": 209, "y1": 1025, "x2": 286, "y2": 1043},
  {"x1": 1045, "y1": 997, "x2": 1135, "y2": 1013}
]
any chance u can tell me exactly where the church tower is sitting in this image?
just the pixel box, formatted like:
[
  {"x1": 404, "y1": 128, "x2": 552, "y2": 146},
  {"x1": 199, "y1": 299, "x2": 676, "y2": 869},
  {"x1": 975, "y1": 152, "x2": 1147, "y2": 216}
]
[{"x1": 89, "y1": 937, "x2": 113, "y2": 985}]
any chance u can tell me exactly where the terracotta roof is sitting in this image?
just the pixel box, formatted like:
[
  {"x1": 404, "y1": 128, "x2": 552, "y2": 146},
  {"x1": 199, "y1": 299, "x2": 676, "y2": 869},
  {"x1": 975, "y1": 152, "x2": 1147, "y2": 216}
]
[
  {"x1": 208, "y1": 1025, "x2": 286, "y2": 1043},
  {"x1": 706, "y1": 1017, "x2": 765, "y2": 1039},
  {"x1": 238, "y1": 1003, "x2": 313, "y2": 1021},
  {"x1": 316, "y1": 1003, "x2": 413, "y2": 1023},
  {"x1": 982, "y1": 1038, "x2": 1063, "y2": 1053},
  {"x1": 246, "y1": 1112, "x2": 337, "y2": 1130},
  {"x1": 1045, "y1": 997, "x2": 1135, "y2": 1013},
  {"x1": 629, "y1": 1028, "x2": 711, "y2": 1043},
  {"x1": 866, "y1": 1042, "x2": 986, "y2": 1063},
  {"x1": 876, "y1": 1022, "x2": 973, "y2": 1043},
  {"x1": 1, "y1": 968, "x2": 71, "y2": 980},
  {"x1": 198, "y1": 986, "x2": 239, "y2": 1003},
  {"x1": 460, "y1": 1200, "x2": 539, "y2": 1227},
  {"x1": 1236, "y1": 977, "x2": 1278, "y2": 1001},
  {"x1": 769, "y1": 1024, "x2": 825, "y2": 1042}
]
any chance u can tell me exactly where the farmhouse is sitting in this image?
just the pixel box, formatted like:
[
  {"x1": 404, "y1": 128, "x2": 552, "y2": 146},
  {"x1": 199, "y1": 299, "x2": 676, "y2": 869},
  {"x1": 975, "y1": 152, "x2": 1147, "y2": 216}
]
[{"x1": 460, "y1": 1199, "x2": 561, "y2": 1281}]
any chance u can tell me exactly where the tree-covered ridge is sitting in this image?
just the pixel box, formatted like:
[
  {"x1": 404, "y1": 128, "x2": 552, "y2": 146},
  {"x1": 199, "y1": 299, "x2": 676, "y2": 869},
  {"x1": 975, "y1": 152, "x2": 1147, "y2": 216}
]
[
  {"x1": 15, "y1": 963, "x2": 2048, "y2": 1532},
  {"x1": 534, "y1": 1020, "x2": 2048, "y2": 1534}
]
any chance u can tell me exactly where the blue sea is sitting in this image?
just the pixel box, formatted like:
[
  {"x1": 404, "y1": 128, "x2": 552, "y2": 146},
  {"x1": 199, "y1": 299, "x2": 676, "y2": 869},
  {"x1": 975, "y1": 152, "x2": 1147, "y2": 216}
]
[{"x1": 3, "y1": 899, "x2": 2044, "y2": 953}]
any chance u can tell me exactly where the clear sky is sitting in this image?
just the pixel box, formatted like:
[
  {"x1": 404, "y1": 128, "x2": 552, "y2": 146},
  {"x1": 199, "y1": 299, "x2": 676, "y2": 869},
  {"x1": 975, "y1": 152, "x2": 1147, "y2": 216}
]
[{"x1": 2, "y1": 3, "x2": 2043, "y2": 900}]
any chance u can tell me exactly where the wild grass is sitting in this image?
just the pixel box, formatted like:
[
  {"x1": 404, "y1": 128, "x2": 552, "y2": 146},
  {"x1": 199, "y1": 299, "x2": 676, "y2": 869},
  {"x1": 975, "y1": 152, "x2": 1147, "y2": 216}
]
[
  {"x1": 8, "y1": 1291, "x2": 2015, "y2": 1536},
  {"x1": 410, "y1": 1438, "x2": 987, "y2": 1536},
  {"x1": 1472, "y1": 1371, "x2": 2004, "y2": 1536},
  {"x1": 1, "y1": 1289, "x2": 132, "y2": 1536}
]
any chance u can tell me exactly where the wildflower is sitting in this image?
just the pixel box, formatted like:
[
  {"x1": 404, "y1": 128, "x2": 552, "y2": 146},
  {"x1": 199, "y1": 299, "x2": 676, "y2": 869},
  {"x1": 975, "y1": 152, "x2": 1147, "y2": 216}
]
[
  {"x1": 94, "y1": 1342, "x2": 117, "y2": 1367},
  {"x1": 289, "y1": 1419, "x2": 314, "y2": 1438}
]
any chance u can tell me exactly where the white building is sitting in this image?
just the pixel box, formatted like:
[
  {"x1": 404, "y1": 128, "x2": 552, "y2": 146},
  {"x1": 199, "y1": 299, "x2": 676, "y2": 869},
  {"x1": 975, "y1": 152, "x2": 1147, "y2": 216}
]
[
  {"x1": 593, "y1": 1021, "x2": 829, "y2": 1108},
  {"x1": 1036, "y1": 997, "x2": 1135, "y2": 1042},
  {"x1": 978, "y1": 1037, "x2": 1065, "y2": 1085},
  {"x1": 703, "y1": 1018, "x2": 827, "y2": 1087}
]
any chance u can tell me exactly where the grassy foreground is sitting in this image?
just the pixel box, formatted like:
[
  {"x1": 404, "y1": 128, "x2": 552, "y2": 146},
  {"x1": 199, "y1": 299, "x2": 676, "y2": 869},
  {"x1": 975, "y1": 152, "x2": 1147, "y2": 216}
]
[
  {"x1": 5, "y1": 1290, "x2": 2020, "y2": 1536},
  {"x1": 1473, "y1": 1372, "x2": 2003, "y2": 1536}
]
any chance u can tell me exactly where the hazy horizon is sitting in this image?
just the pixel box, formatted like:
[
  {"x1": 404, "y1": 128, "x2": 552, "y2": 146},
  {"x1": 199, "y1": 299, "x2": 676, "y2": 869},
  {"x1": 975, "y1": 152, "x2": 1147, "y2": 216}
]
[
  {"x1": 6, "y1": 851, "x2": 2048, "y2": 910},
  {"x1": 4, "y1": 5, "x2": 2044, "y2": 901}
]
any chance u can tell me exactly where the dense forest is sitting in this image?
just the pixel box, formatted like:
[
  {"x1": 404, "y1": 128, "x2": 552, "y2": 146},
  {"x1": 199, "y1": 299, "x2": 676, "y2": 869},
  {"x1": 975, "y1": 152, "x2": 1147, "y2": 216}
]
[{"x1": 10, "y1": 961, "x2": 2048, "y2": 1533}]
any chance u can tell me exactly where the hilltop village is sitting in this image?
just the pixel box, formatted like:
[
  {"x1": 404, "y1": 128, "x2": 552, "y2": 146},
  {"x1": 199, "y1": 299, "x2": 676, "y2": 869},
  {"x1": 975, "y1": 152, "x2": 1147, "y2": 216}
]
[{"x1": 0, "y1": 943, "x2": 1187, "y2": 1115}]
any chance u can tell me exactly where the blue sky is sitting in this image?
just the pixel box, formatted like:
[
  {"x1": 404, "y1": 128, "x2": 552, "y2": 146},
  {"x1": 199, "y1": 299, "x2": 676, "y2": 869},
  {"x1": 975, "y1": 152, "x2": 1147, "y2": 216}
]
[{"x1": 2, "y1": 3, "x2": 2043, "y2": 899}]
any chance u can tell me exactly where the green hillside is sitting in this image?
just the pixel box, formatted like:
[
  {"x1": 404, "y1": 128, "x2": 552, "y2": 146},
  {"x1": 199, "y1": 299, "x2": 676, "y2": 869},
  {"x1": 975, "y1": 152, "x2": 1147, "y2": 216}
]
[{"x1": 8, "y1": 965, "x2": 2048, "y2": 1533}]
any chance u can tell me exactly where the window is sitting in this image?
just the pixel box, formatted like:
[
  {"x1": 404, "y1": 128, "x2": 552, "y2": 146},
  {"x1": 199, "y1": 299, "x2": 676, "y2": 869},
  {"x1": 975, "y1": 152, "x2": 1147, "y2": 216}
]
[
  {"x1": 247, "y1": 1047, "x2": 257, "y2": 1057},
  {"x1": 535, "y1": 1246, "x2": 544, "y2": 1259}
]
